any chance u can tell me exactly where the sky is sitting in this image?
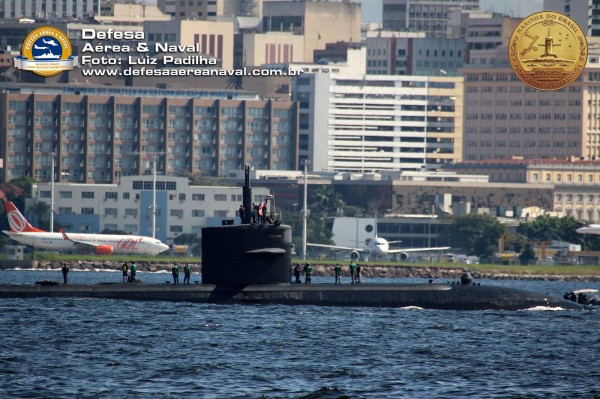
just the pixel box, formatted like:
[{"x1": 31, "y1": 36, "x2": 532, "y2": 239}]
[{"x1": 360, "y1": 0, "x2": 545, "y2": 24}]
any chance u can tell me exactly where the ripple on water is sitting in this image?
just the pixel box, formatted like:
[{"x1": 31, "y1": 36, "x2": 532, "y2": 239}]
[{"x1": 1, "y1": 274, "x2": 600, "y2": 398}]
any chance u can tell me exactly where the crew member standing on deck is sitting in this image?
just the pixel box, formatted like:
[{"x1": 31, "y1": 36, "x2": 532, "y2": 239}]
[
  {"x1": 293, "y1": 263, "x2": 302, "y2": 284},
  {"x1": 172, "y1": 264, "x2": 180, "y2": 285},
  {"x1": 334, "y1": 264, "x2": 342, "y2": 284},
  {"x1": 130, "y1": 262, "x2": 137, "y2": 282},
  {"x1": 304, "y1": 263, "x2": 313, "y2": 284},
  {"x1": 61, "y1": 263, "x2": 69, "y2": 284},
  {"x1": 183, "y1": 263, "x2": 191, "y2": 284},
  {"x1": 356, "y1": 264, "x2": 362, "y2": 283},
  {"x1": 121, "y1": 262, "x2": 129, "y2": 283},
  {"x1": 349, "y1": 262, "x2": 357, "y2": 284},
  {"x1": 239, "y1": 204, "x2": 246, "y2": 224}
]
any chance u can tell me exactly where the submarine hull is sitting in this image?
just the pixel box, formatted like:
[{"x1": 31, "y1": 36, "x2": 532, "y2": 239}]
[{"x1": 0, "y1": 283, "x2": 581, "y2": 311}]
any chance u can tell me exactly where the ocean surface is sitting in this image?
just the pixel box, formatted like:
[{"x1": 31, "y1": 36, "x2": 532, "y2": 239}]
[{"x1": 1, "y1": 269, "x2": 599, "y2": 399}]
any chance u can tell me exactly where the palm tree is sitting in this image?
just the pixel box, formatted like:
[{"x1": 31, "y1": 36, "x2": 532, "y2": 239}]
[{"x1": 27, "y1": 201, "x2": 50, "y2": 231}]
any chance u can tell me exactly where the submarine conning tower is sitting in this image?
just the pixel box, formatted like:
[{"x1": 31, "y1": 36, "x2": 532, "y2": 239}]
[{"x1": 202, "y1": 165, "x2": 293, "y2": 285}]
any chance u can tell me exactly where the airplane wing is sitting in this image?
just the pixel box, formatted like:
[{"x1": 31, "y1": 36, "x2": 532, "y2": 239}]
[
  {"x1": 388, "y1": 247, "x2": 450, "y2": 254},
  {"x1": 59, "y1": 229, "x2": 103, "y2": 249},
  {"x1": 307, "y1": 243, "x2": 366, "y2": 253}
]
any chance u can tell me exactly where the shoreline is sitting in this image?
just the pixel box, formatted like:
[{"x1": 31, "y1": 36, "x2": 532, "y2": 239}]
[{"x1": 1, "y1": 260, "x2": 599, "y2": 282}]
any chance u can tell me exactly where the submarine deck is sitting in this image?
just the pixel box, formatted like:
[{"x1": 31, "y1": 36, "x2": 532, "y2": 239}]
[{"x1": 0, "y1": 282, "x2": 582, "y2": 311}]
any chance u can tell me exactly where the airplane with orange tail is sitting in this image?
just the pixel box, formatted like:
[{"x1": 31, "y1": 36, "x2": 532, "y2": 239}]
[{"x1": 1, "y1": 198, "x2": 169, "y2": 255}]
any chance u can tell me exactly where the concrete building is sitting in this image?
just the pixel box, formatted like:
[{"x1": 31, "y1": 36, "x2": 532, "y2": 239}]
[
  {"x1": 0, "y1": 0, "x2": 98, "y2": 18},
  {"x1": 382, "y1": 0, "x2": 480, "y2": 37},
  {"x1": 0, "y1": 83, "x2": 298, "y2": 184},
  {"x1": 157, "y1": 0, "x2": 262, "y2": 20},
  {"x1": 389, "y1": 178, "x2": 555, "y2": 217},
  {"x1": 365, "y1": 31, "x2": 464, "y2": 76},
  {"x1": 444, "y1": 158, "x2": 600, "y2": 221},
  {"x1": 544, "y1": 0, "x2": 599, "y2": 36},
  {"x1": 30, "y1": 175, "x2": 271, "y2": 244},
  {"x1": 242, "y1": 32, "x2": 305, "y2": 66},
  {"x1": 144, "y1": 20, "x2": 235, "y2": 69},
  {"x1": 293, "y1": 73, "x2": 463, "y2": 173},
  {"x1": 262, "y1": 0, "x2": 361, "y2": 63},
  {"x1": 446, "y1": 10, "x2": 519, "y2": 63},
  {"x1": 462, "y1": 45, "x2": 600, "y2": 161}
]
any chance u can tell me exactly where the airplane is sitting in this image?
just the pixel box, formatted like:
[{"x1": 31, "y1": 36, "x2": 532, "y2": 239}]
[
  {"x1": 42, "y1": 38, "x2": 59, "y2": 46},
  {"x1": 576, "y1": 224, "x2": 600, "y2": 235},
  {"x1": 33, "y1": 44, "x2": 49, "y2": 50},
  {"x1": 307, "y1": 236, "x2": 450, "y2": 261},
  {"x1": 1, "y1": 198, "x2": 170, "y2": 256}
]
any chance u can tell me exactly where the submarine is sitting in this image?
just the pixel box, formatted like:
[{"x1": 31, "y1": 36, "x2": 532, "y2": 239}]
[{"x1": 0, "y1": 165, "x2": 582, "y2": 311}]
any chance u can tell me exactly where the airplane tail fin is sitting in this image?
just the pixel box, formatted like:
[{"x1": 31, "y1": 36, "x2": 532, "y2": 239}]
[
  {"x1": 59, "y1": 228, "x2": 71, "y2": 240},
  {"x1": 1, "y1": 198, "x2": 45, "y2": 233}
]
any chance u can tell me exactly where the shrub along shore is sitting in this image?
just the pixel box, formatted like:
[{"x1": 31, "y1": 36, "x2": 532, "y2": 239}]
[{"x1": 4, "y1": 259, "x2": 599, "y2": 282}]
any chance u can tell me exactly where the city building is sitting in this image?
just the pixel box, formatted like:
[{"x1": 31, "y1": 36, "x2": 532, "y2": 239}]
[
  {"x1": 157, "y1": 0, "x2": 262, "y2": 20},
  {"x1": 0, "y1": 0, "x2": 99, "y2": 19},
  {"x1": 382, "y1": 0, "x2": 480, "y2": 37},
  {"x1": 293, "y1": 73, "x2": 464, "y2": 173},
  {"x1": 446, "y1": 10, "x2": 519, "y2": 63},
  {"x1": 262, "y1": 0, "x2": 361, "y2": 63},
  {"x1": 365, "y1": 31, "x2": 464, "y2": 76},
  {"x1": 0, "y1": 83, "x2": 298, "y2": 184},
  {"x1": 462, "y1": 45, "x2": 600, "y2": 161},
  {"x1": 30, "y1": 175, "x2": 271, "y2": 244},
  {"x1": 242, "y1": 32, "x2": 306, "y2": 66},
  {"x1": 544, "y1": 0, "x2": 599, "y2": 36},
  {"x1": 445, "y1": 158, "x2": 600, "y2": 221},
  {"x1": 143, "y1": 20, "x2": 235, "y2": 69}
]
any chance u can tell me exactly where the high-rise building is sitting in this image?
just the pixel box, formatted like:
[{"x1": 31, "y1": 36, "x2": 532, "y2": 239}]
[
  {"x1": 262, "y1": 0, "x2": 361, "y2": 63},
  {"x1": 462, "y1": 46, "x2": 600, "y2": 161},
  {"x1": 0, "y1": 0, "x2": 99, "y2": 19},
  {"x1": 293, "y1": 73, "x2": 463, "y2": 173},
  {"x1": 382, "y1": 0, "x2": 480, "y2": 38},
  {"x1": 144, "y1": 20, "x2": 235, "y2": 69},
  {"x1": 0, "y1": 83, "x2": 298, "y2": 184},
  {"x1": 544, "y1": 0, "x2": 599, "y2": 36},
  {"x1": 366, "y1": 32, "x2": 464, "y2": 76},
  {"x1": 157, "y1": 0, "x2": 262, "y2": 20}
]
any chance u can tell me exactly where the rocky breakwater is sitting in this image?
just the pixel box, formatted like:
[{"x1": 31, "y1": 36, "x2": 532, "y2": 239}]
[
  {"x1": 7, "y1": 261, "x2": 600, "y2": 282},
  {"x1": 29, "y1": 260, "x2": 202, "y2": 273},
  {"x1": 310, "y1": 264, "x2": 600, "y2": 282}
]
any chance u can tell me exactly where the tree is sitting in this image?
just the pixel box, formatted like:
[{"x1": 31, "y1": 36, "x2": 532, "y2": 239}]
[
  {"x1": 26, "y1": 201, "x2": 51, "y2": 231},
  {"x1": 519, "y1": 243, "x2": 536, "y2": 265},
  {"x1": 441, "y1": 214, "x2": 505, "y2": 257},
  {"x1": 517, "y1": 215, "x2": 584, "y2": 244},
  {"x1": 174, "y1": 233, "x2": 200, "y2": 246},
  {"x1": 8, "y1": 177, "x2": 35, "y2": 197}
]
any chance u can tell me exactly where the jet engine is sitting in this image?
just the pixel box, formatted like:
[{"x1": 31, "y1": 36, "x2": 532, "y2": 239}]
[
  {"x1": 95, "y1": 245, "x2": 114, "y2": 255},
  {"x1": 398, "y1": 252, "x2": 409, "y2": 261},
  {"x1": 350, "y1": 251, "x2": 360, "y2": 262}
]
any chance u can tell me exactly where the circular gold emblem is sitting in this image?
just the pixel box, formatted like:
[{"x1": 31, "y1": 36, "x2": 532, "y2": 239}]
[
  {"x1": 18, "y1": 26, "x2": 74, "y2": 77},
  {"x1": 508, "y1": 11, "x2": 588, "y2": 90}
]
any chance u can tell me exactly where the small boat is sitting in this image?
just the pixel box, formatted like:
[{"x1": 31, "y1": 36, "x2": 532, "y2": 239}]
[{"x1": 563, "y1": 289, "x2": 600, "y2": 306}]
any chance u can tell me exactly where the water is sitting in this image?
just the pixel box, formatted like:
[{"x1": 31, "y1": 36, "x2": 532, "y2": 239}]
[{"x1": 1, "y1": 270, "x2": 599, "y2": 398}]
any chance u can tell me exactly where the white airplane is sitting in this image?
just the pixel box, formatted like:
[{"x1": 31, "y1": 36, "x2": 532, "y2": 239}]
[
  {"x1": 307, "y1": 236, "x2": 450, "y2": 261},
  {"x1": 42, "y1": 38, "x2": 59, "y2": 46},
  {"x1": 1, "y1": 199, "x2": 169, "y2": 256},
  {"x1": 576, "y1": 224, "x2": 600, "y2": 235},
  {"x1": 33, "y1": 44, "x2": 49, "y2": 50}
]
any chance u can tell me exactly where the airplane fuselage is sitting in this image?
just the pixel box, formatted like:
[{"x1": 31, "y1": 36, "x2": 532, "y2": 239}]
[
  {"x1": 3, "y1": 231, "x2": 169, "y2": 255},
  {"x1": 368, "y1": 237, "x2": 390, "y2": 256}
]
